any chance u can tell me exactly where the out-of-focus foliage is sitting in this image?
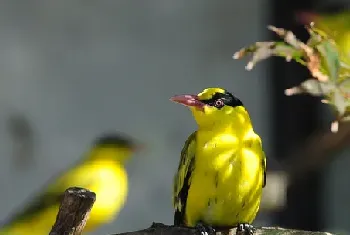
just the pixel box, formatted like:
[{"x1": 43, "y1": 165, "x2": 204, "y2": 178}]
[
  {"x1": 234, "y1": 23, "x2": 350, "y2": 133},
  {"x1": 295, "y1": 9, "x2": 350, "y2": 68}
]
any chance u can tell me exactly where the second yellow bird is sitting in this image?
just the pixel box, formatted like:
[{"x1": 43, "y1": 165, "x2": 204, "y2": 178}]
[
  {"x1": 0, "y1": 133, "x2": 140, "y2": 235},
  {"x1": 171, "y1": 88, "x2": 266, "y2": 235}
]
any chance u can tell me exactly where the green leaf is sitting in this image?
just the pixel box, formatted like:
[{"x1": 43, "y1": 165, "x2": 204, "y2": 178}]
[
  {"x1": 316, "y1": 40, "x2": 340, "y2": 82},
  {"x1": 272, "y1": 43, "x2": 306, "y2": 65},
  {"x1": 338, "y1": 77, "x2": 350, "y2": 89},
  {"x1": 297, "y1": 79, "x2": 335, "y2": 96},
  {"x1": 333, "y1": 90, "x2": 347, "y2": 116}
]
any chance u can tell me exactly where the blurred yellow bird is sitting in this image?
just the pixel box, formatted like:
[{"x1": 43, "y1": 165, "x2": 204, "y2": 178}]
[
  {"x1": 0, "y1": 133, "x2": 140, "y2": 235},
  {"x1": 171, "y1": 88, "x2": 266, "y2": 235}
]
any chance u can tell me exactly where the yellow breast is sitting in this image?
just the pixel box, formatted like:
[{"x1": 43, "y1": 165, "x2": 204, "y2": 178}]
[
  {"x1": 84, "y1": 160, "x2": 128, "y2": 230},
  {"x1": 185, "y1": 130, "x2": 264, "y2": 226}
]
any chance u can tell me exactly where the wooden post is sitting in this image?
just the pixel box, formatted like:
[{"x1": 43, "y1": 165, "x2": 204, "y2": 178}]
[{"x1": 49, "y1": 187, "x2": 96, "y2": 235}]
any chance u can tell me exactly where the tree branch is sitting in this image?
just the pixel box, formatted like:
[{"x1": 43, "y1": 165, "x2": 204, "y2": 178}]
[
  {"x1": 113, "y1": 223, "x2": 333, "y2": 235},
  {"x1": 49, "y1": 187, "x2": 96, "y2": 235},
  {"x1": 46, "y1": 188, "x2": 333, "y2": 235}
]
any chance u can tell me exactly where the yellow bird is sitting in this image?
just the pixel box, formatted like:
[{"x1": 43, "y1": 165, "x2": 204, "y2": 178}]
[
  {"x1": 0, "y1": 133, "x2": 140, "y2": 235},
  {"x1": 170, "y1": 88, "x2": 266, "y2": 235}
]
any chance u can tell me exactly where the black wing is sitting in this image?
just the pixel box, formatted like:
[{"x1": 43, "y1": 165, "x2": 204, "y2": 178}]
[{"x1": 172, "y1": 131, "x2": 197, "y2": 226}]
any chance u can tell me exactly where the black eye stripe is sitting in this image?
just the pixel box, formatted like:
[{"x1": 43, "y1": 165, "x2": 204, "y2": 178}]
[{"x1": 200, "y1": 91, "x2": 243, "y2": 108}]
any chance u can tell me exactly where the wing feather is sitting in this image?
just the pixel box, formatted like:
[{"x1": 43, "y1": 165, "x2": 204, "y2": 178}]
[{"x1": 172, "y1": 131, "x2": 197, "y2": 226}]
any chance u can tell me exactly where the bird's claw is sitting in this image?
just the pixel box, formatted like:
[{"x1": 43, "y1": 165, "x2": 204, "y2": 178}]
[
  {"x1": 236, "y1": 223, "x2": 255, "y2": 235},
  {"x1": 195, "y1": 222, "x2": 216, "y2": 235}
]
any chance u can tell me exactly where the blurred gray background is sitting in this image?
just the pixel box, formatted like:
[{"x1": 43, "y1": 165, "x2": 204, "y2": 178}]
[
  {"x1": 0, "y1": 0, "x2": 350, "y2": 235},
  {"x1": 0, "y1": 1, "x2": 271, "y2": 234}
]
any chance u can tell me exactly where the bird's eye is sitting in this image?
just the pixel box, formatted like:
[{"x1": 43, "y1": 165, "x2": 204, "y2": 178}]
[{"x1": 214, "y1": 99, "x2": 224, "y2": 108}]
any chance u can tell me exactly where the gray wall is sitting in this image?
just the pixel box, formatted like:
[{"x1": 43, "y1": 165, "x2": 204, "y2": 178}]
[{"x1": 0, "y1": 1, "x2": 271, "y2": 234}]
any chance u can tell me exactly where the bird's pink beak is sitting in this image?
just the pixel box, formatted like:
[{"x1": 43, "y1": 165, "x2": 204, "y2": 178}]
[
  {"x1": 295, "y1": 10, "x2": 319, "y2": 24},
  {"x1": 170, "y1": 94, "x2": 205, "y2": 111}
]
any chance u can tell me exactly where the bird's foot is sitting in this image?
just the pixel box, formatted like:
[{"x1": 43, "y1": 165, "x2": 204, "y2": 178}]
[
  {"x1": 236, "y1": 223, "x2": 255, "y2": 235},
  {"x1": 195, "y1": 222, "x2": 216, "y2": 235}
]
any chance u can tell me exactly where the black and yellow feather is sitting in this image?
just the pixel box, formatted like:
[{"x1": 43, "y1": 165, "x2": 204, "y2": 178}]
[{"x1": 173, "y1": 131, "x2": 197, "y2": 225}]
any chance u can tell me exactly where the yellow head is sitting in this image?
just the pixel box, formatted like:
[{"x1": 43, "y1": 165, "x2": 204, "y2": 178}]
[
  {"x1": 87, "y1": 133, "x2": 142, "y2": 164},
  {"x1": 170, "y1": 87, "x2": 251, "y2": 129}
]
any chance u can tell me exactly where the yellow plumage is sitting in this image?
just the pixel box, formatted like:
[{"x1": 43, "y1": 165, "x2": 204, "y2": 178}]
[
  {"x1": 0, "y1": 133, "x2": 139, "y2": 235},
  {"x1": 171, "y1": 88, "x2": 266, "y2": 234}
]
